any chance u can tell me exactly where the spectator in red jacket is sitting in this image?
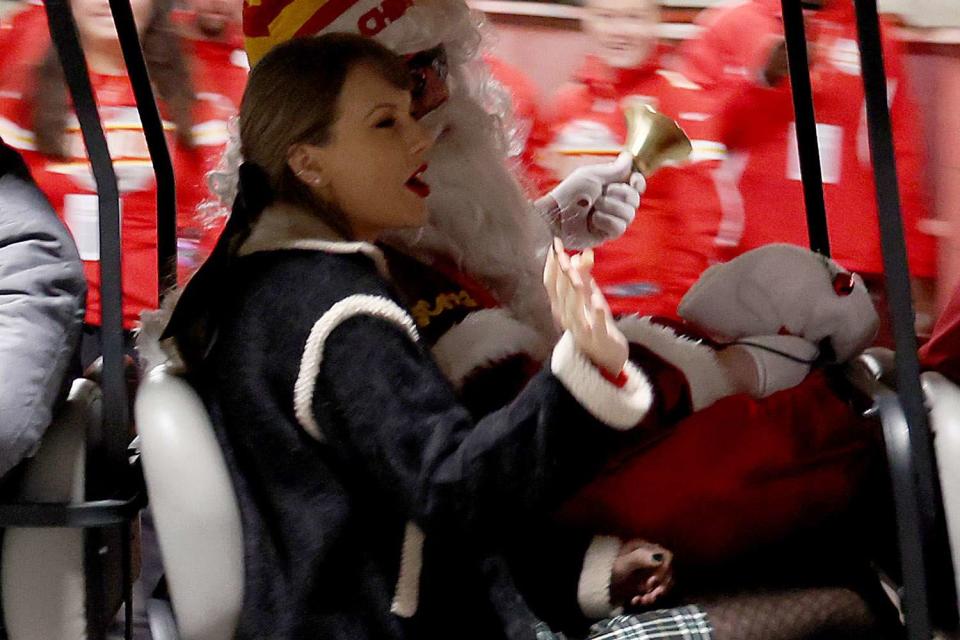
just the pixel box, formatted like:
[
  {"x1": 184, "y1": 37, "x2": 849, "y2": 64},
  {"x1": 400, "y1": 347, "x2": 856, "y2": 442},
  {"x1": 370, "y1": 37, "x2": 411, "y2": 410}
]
[
  {"x1": 680, "y1": 0, "x2": 936, "y2": 341},
  {"x1": 173, "y1": 0, "x2": 247, "y2": 110},
  {"x1": 0, "y1": 0, "x2": 234, "y2": 364},
  {"x1": 0, "y1": 1, "x2": 47, "y2": 91},
  {"x1": 481, "y1": 53, "x2": 554, "y2": 195},
  {"x1": 171, "y1": 0, "x2": 248, "y2": 254},
  {"x1": 534, "y1": 0, "x2": 728, "y2": 319}
]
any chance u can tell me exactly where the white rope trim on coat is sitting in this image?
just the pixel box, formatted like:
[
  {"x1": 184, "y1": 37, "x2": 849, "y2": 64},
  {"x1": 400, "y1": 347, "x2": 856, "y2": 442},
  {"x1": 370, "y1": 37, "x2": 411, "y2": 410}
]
[
  {"x1": 293, "y1": 294, "x2": 419, "y2": 441},
  {"x1": 390, "y1": 522, "x2": 425, "y2": 618}
]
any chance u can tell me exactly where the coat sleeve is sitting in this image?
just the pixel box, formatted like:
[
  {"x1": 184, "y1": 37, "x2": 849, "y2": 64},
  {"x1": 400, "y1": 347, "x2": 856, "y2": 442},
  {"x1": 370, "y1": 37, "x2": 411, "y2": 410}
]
[
  {"x1": 0, "y1": 149, "x2": 86, "y2": 477},
  {"x1": 304, "y1": 295, "x2": 655, "y2": 539}
]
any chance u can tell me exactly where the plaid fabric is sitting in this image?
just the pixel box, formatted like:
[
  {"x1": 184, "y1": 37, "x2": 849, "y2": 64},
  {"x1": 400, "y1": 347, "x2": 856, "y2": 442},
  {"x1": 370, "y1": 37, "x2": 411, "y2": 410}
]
[{"x1": 586, "y1": 606, "x2": 713, "y2": 640}]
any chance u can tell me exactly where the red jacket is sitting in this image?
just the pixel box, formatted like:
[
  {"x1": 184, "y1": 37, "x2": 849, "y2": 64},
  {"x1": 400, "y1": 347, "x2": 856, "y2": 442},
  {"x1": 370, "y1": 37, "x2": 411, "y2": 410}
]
[
  {"x1": 482, "y1": 54, "x2": 549, "y2": 194},
  {"x1": 173, "y1": 10, "x2": 248, "y2": 111},
  {"x1": 681, "y1": 0, "x2": 935, "y2": 277},
  {"x1": 173, "y1": 11, "x2": 248, "y2": 255},
  {"x1": 0, "y1": 44, "x2": 234, "y2": 328},
  {"x1": 0, "y1": 1, "x2": 47, "y2": 91},
  {"x1": 535, "y1": 53, "x2": 727, "y2": 318}
]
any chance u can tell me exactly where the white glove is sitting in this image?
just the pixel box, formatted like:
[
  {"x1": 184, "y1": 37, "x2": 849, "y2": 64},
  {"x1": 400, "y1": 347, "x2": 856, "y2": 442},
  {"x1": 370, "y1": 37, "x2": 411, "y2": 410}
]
[
  {"x1": 538, "y1": 152, "x2": 647, "y2": 250},
  {"x1": 719, "y1": 334, "x2": 820, "y2": 398}
]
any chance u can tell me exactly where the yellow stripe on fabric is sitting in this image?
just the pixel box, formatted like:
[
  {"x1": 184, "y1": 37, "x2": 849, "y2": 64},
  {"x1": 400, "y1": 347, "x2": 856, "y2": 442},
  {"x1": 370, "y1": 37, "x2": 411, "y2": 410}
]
[
  {"x1": 268, "y1": 0, "x2": 331, "y2": 44},
  {"x1": 244, "y1": 36, "x2": 274, "y2": 66}
]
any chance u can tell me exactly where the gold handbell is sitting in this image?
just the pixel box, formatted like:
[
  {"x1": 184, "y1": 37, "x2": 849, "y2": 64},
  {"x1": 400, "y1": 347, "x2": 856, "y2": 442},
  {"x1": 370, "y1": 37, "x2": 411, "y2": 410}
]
[{"x1": 624, "y1": 103, "x2": 693, "y2": 176}]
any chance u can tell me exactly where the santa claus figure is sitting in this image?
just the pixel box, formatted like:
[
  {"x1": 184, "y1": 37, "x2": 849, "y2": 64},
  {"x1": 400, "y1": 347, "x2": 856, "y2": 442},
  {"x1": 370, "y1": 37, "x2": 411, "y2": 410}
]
[{"x1": 190, "y1": 1, "x2": 885, "y2": 637}]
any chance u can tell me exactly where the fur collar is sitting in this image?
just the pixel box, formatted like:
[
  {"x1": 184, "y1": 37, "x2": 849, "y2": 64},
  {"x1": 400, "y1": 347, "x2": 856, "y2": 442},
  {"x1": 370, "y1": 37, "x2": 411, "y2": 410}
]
[{"x1": 239, "y1": 202, "x2": 390, "y2": 278}]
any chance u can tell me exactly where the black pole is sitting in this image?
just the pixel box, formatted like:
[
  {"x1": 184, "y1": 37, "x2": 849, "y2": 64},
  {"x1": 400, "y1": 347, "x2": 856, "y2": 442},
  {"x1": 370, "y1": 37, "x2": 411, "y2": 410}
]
[
  {"x1": 107, "y1": 0, "x2": 178, "y2": 298},
  {"x1": 45, "y1": 0, "x2": 128, "y2": 476},
  {"x1": 853, "y1": 0, "x2": 950, "y2": 636},
  {"x1": 780, "y1": 0, "x2": 831, "y2": 256},
  {"x1": 879, "y1": 391, "x2": 932, "y2": 640}
]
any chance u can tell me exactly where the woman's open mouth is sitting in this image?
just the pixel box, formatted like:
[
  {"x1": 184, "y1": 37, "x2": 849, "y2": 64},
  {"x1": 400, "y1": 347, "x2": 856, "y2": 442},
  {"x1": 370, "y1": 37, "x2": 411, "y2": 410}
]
[{"x1": 405, "y1": 164, "x2": 430, "y2": 198}]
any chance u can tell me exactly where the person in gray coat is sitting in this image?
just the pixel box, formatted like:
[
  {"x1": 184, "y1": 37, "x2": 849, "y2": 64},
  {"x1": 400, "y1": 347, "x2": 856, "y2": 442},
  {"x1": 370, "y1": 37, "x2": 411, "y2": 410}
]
[{"x1": 0, "y1": 138, "x2": 86, "y2": 479}]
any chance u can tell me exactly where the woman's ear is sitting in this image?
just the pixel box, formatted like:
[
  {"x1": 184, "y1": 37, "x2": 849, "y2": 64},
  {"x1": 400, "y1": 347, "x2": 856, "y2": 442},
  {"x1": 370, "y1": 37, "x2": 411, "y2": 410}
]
[{"x1": 287, "y1": 144, "x2": 329, "y2": 190}]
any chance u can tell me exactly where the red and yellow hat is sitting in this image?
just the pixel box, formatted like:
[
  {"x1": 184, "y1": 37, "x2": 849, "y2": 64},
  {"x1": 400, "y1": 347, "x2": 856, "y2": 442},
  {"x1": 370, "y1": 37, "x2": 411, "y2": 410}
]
[{"x1": 243, "y1": 0, "x2": 414, "y2": 67}]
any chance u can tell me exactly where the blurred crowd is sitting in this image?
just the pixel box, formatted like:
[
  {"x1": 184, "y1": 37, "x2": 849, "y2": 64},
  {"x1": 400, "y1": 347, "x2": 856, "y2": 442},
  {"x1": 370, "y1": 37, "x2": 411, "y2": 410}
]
[
  {"x1": 0, "y1": 0, "x2": 940, "y2": 355},
  {"x1": 0, "y1": 0, "x2": 245, "y2": 364},
  {"x1": 501, "y1": 0, "x2": 937, "y2": 344}
]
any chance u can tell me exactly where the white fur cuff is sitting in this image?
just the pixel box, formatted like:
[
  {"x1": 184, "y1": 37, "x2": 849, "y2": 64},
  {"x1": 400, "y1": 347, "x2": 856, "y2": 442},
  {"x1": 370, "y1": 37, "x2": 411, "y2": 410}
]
[
  {"x1": 617, "y1": 316, "x2": 736, "y2": 411},
  {"x1": 550, "y1": 332, "x2": 652, "y2": 430},
  {"x1": 578, "y1": 536, "x2": 623, "y2": 619},
  {"x1": 431, "y1": 309, "x2": 550, "y2": 389}
]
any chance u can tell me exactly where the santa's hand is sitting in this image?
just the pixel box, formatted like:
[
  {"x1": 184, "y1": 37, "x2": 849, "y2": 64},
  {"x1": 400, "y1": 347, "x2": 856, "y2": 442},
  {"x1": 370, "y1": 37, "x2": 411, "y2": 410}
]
[
  {"x1": 541, "y1": 152, "x2": 644, "y2": 250},
  {"x1": 611, "y1": 539, "x2": 674, "y2": 608},
  {"x1": 544, "y1": 239, "x2": 628, "y2": 375},
  {"x1": 718, "y1": 334, "x2": 820, "y2": 398}
]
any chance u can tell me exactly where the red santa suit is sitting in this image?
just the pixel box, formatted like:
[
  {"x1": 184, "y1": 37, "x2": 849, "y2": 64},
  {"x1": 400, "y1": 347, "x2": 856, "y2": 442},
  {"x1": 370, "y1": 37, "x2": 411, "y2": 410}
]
[
  {"x1": 560, "y1": 368, "x2": 876, "y2": 566},
  {"x1": 560, "y1": 243, "x2": 883, "y2": 567},
  {"x1": 681, "y1": 0, "x2": 935, "y2": 280},
  {"x1": 0, "y1": 54, "x2": 234, "y2": 329},
  {"x1": 535, "y1": 52, "x2": 727, "y2": 318},
  {"x1": 386, "y1": 228, "x2": 880, "y2": 568}
]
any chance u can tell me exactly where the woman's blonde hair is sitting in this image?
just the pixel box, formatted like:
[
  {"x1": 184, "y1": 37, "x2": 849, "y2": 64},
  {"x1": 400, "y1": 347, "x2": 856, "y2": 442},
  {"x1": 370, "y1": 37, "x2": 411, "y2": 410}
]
[
  {"x1": 165, "y1": 33, "x2": 411, "y2": 370},
  {"x1": 238, "y1": 33, "x2": 411, "y2": 237}
]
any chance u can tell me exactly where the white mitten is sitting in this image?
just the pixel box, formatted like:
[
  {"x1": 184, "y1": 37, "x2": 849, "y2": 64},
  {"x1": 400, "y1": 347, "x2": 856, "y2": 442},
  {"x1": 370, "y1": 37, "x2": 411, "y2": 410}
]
[
  {"x1": 679, "y1": 244, "x2": 879, "y2": 363},
  {"x1": 538, "y1": 152, "x2": 646, "y2": 249},
  {"x1": 721, "y1": 334, "x2": 820, "y2": 398}
]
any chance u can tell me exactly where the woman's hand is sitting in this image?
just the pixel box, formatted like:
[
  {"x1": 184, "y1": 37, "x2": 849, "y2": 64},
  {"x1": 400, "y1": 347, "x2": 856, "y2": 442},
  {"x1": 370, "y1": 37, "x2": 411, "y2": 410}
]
[
  {"x1": 610, "y1": 539, "x2": 674, "y2": 608},
  {"x1": 544, "y1": 238, "x2": 628, "y2": 376}
]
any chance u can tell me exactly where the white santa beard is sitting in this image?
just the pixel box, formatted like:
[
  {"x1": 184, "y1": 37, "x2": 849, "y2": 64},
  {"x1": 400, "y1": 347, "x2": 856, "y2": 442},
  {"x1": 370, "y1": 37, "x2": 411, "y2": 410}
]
[{"x1": 385, "y1": 91, "x2": 556, "y2": 339}]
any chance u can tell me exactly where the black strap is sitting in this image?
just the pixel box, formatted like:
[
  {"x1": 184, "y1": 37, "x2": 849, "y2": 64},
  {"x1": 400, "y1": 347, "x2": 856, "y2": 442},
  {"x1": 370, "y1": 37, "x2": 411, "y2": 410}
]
[
  {"x1": 853, "y1": 0, "x2": 957, "y2": 635},
  {"x1": 780, "y1": 0, "x2": 831, "y2": 256},
  {"x1": 107, "y1": 0, "x2": 178, "y2": 298},
  {"x1": 45, "y1": 0, "x2": 129, "y2": 481}
]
